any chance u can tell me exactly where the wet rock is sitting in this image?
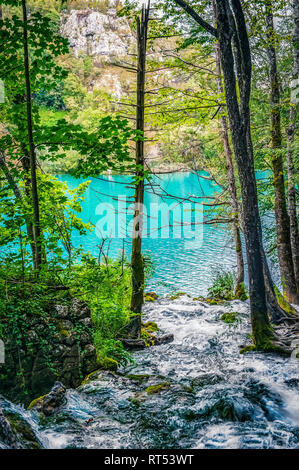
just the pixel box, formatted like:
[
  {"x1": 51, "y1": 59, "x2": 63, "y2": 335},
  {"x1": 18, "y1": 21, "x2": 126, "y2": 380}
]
[
  {"x1": 0, "y1": 408, "x2": 20, "y2": 449},
  {"x1": 284, "y1": 378, "x2": 299, "y2": 389},
  {"x1": 154, "y1": 333, "x2": 174, "y2": 345},
  {"x1": 0, "y1": 398, "x2": 42, "y2": 449},
  {"x1": 200, "y1": 396, "x2": 255, "y2": 422},
  {"x1": 243, "y1": 379, "x2": 284, "y2": 420},
  {"x1": 191, "y1": 373, "x2": 224, "y2": 388},
  {"x1": 28, "y1": 382, "x2": 67, "y2": 416}
]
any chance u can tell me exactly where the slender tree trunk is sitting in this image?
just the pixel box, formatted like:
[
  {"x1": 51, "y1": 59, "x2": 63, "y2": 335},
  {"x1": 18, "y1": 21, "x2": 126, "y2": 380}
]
[
  {"x1": 0, "y1": 150, "x2": 36, "y2": 264},
  {"x1": 129, "y1": 4, "x2": 150, "y2": 338},
  {"x1": 19, "y1": 148, "x2": 39, "y2": 269},
  {"x1": 265, "y1": 0, "x2": 298, "y2": 304},
  {"x1": 21, "y1": 0, "x2": 43, "y2": 271},
  {"x1": 214, "y1": 37, "x2": 245, "y2": 297},
  {"x1": 286, "y1": 0, "x2": 299, "y2": 288}
]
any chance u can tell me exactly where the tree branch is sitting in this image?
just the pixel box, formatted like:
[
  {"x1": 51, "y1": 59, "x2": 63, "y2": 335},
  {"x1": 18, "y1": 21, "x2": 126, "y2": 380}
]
[{"x1": 172, "y1": 0, "x2": 218, "y2": 37}]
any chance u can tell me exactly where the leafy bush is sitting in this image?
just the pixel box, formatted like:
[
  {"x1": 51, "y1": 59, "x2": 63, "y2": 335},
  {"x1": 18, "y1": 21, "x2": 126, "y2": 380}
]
[
  {"x1": 66, "y1": 254, "x2": 134, "y2": 366},
  {"x1": 34, "y1": 83, "x2": 66, "y2": 110},
  {"x1": 207, "y1": 270, "x2": 236, "y2": 301}
]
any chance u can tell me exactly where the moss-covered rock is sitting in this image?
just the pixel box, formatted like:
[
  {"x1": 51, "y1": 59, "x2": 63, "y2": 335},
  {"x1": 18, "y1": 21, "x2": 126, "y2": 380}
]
[
  {"x1": 192, "y1": 296, "x2": 224, "y2": 305},
  {"x1": 205, "y1": 298, "x2": 225, "y2": 305},
  {"x1": 143, "y1": 321, "x2": 159, "y2": 332},
  {"x1": 145, "y1": 382, "x2": 171, "y2": 395},
  {"x1": 97, "y1": 356, "x2": 118, "y2": 371},
  {"x1": 220, "y1": 312, "x2": 240, "y2": 324},
  {"x1": 0, "y1": 299, "x2": 98, "y2": 405},
  {"x1": 28, "y1": 382, "x2": 67, "y2": 416},
  {"x1": 0, "y1": 406, "x2": 42, "y2": 449},
  {"x1": 144, "y1": 292, "x2": 159, "y2": 301},
  {"x1": 169, "y1": 292, "x2": 186, "y2": 300}
]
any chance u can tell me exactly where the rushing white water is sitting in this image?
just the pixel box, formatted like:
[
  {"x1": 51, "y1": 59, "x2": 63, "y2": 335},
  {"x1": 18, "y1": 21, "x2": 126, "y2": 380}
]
[{"x1": 1, "y1": 296, "x2": 298, "y2": 449}]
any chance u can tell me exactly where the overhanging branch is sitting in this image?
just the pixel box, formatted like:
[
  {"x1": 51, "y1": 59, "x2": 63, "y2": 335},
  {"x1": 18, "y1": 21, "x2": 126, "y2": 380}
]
[{"x1": 172, "y1": 0, "x2": 218, "y2": 37}]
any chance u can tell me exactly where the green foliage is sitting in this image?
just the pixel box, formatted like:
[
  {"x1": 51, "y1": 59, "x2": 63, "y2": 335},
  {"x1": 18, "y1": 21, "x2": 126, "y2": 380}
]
[
  {"x1": 207, "y1": 270, "x2": 236, "y2": 301},
  {"x1": 0, "y1": 173, "x2": 92, "y2": 269},
  {"x1": 220, "y1": 312, "x2": 240, "y2": 324},
  {"x1": 0, "y1": 1, "x2": 134, "y2": 180},
  {"x1": 65, "y1": 253, "x2": 134, "y2": 366},
  {"x1": 34, "y1": 82, "x2": 66, "y2": 110}
]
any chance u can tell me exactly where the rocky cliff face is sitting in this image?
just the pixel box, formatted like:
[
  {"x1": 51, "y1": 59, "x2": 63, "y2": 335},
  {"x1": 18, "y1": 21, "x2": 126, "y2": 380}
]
[
  {"x1": 59, "y1": 4, "x2": 163, "y2": 166},
  {"x1": 60, "y1": 7, "x2": 134, "y2": 60}
]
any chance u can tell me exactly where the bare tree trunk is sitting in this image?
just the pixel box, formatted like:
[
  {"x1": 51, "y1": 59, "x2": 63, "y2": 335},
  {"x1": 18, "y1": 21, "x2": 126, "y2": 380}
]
[
  {"x1": 129, "y1": 3, "x2": 150, "y2": 338},
  {"x1": 21, "y1": 0, "x2": 43, "y2": 271},
  {"x1": 265, "y1": 0, "x2": 298, "y2": 304},
  {"x1": 286, "y1": 0, "x2": 299, "y2": 289},
  {"x1": 214, "y1": 36, "x2": 245, "y2": 298}
]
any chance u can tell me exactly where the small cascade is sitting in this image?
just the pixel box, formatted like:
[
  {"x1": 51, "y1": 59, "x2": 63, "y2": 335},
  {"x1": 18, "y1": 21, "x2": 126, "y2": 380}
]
[{"x1": 1, "y1": 296, "x2": 298, "y2": 449}]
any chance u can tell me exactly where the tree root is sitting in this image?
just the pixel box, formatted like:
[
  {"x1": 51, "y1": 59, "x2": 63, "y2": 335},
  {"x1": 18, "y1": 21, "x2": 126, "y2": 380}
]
[{"x1": 241, "y1": 324, "x2": 299, "y2": 356}]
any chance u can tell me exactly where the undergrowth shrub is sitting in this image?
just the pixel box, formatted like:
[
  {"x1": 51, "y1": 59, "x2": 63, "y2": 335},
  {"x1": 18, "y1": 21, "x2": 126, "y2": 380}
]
[{"x1": 207, "y1": 270, "x2": 236, "y2": 301}]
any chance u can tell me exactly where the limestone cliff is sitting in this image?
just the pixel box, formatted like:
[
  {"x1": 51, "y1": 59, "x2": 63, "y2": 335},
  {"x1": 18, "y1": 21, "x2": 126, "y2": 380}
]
[{"x1": 60, "y1": 6, "x2": 134, "y2": 61}]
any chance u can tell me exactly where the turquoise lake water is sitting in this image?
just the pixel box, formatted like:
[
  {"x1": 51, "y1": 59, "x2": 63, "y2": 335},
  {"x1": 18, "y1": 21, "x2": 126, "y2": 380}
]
[{"x1": 58, "y1": 172, "x2": 239, "y2": 296}]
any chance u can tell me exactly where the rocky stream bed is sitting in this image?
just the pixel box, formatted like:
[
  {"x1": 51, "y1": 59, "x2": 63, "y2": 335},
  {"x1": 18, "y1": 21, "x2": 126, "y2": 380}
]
[{"x1": 0, "y1": 296, "x2": 298, "y2": 449}]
